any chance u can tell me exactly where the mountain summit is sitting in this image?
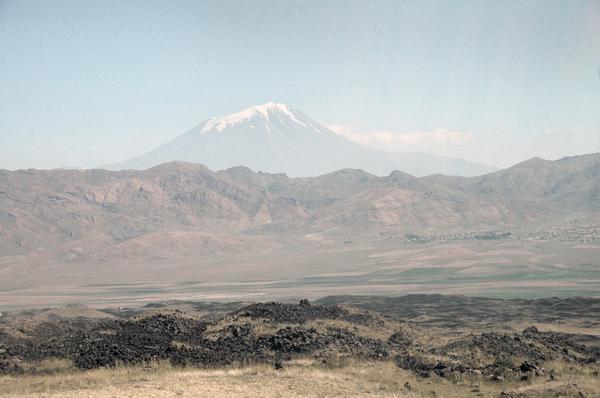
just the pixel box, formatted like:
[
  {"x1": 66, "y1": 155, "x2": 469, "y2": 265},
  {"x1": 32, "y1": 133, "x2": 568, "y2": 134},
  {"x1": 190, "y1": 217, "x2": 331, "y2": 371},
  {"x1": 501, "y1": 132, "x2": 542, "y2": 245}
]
[
  {"x1": 199, "y1": 102, "x2": 314, "y2": 134},
  {"x1": 107, "y1": 103, "x2": 497, "y2": 177}
]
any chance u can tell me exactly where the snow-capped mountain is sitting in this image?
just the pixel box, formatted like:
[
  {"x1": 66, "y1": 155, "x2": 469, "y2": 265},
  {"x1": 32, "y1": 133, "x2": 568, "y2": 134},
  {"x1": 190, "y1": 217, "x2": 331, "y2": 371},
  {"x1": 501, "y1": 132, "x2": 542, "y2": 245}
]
[{"x1": 107, "y1": 103, "x2": 496, "y2": 177}]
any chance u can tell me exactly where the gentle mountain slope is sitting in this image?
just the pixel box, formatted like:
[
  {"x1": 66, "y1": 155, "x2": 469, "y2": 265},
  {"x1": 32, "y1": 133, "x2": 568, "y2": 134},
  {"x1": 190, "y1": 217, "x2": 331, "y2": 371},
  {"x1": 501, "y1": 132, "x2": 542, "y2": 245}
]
[{"x1": 107, "y1": 103, "x2": 497, "y2": 177}]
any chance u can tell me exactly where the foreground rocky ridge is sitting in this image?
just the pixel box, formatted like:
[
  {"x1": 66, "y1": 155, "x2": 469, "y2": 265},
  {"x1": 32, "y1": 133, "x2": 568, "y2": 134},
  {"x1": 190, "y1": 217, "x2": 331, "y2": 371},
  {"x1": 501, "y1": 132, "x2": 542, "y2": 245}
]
[{"x1": 1, "y1": 299, "x2": 598, "y2": 391}]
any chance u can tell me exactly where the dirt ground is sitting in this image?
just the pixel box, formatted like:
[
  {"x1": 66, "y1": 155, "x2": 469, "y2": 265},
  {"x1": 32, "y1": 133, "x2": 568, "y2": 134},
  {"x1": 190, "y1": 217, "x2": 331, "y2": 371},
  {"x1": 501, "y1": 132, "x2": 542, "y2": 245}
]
[
  {"x1": 0, "y1": 361, "x2": 598, "y2": 398},
  {"x1": 2, "y1": 239, "x2": 599, "y2": 311}
]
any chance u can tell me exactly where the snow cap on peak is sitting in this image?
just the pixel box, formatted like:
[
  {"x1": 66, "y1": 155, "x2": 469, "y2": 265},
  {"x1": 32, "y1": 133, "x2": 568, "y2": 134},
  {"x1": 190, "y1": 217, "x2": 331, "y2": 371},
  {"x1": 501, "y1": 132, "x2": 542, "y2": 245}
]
[
  {"x1": 253, "y1": 102, "x2": 294, "y2": 114},
  {"x1": 201, "y1": 102, "x2": 305, "y2": 133}
]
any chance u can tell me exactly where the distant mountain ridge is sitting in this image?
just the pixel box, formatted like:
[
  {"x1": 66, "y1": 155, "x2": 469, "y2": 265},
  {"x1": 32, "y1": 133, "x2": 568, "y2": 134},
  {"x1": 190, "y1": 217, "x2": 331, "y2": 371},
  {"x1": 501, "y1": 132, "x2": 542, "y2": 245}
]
[
  {"x1": 2, "y1": 153, "x2": 599, "y2": 267},
  {"x1": 106, "y1": 102, "x2": 497, "y2": 177}
]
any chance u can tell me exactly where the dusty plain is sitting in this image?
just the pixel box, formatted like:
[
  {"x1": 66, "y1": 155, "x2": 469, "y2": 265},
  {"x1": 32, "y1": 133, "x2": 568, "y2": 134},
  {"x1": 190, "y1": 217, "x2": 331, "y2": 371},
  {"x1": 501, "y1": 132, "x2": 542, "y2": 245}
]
[{"x1": 1, "y1": 238, "x2": 599, "y2": 310}]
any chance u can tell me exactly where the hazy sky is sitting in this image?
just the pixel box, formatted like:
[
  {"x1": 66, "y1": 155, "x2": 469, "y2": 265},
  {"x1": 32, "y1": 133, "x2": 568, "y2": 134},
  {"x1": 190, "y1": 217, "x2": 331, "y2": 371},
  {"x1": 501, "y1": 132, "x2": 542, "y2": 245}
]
[{"x1": 1, "y1": 0, "x2": 599, "y2": 170}]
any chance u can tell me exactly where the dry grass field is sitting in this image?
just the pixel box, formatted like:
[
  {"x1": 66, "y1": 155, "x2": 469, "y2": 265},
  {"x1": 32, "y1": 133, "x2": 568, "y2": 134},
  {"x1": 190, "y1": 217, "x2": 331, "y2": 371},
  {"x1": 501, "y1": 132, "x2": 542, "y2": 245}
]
[{"x1": 0, "y1": 360, "x2": 598, "y2": 398}]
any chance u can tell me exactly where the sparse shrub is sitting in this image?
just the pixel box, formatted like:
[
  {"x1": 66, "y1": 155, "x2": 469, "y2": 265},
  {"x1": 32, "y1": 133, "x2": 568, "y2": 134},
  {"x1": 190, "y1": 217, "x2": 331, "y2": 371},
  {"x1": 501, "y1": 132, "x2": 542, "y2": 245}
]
[
  {"x1": 29, "y1": 358, "x2": 75, "y2": 374},
  {"x1": 319, "y1": 354, "x2": 350, "y2": 369},
  {"x1": 494, "y1": 354, "x2": 515, "y2": 369}
]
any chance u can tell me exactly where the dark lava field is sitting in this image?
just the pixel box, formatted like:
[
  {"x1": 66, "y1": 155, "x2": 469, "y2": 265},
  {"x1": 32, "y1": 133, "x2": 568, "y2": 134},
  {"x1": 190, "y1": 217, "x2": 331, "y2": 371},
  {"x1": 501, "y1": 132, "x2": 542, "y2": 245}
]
[{"x1": 1, "y1": 295, "x2": 599, "y2": 387}]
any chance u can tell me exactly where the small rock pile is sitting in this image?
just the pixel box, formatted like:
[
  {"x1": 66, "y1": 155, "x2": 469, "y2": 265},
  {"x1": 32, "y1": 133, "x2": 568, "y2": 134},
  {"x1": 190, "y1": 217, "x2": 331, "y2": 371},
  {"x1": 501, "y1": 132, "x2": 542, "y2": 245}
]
[{"x1": 232, "y1": 301, "x2": 381, "y2": 326}]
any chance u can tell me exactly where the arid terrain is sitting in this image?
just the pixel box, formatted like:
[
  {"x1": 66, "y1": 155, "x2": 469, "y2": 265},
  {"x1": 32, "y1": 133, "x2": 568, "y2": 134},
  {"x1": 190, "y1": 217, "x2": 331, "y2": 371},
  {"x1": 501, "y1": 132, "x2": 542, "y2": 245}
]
[
  {"x1": 0, "y1": 296, "x2": 599, "y2": 397},
  {"x1": 2, "y1": 237, "x2": 599, "y2": 309},
  {"x1": 1, "y1": 154, "x2": 600, "y2": 308},
  {"x1": 1, "y1": 153, "x2": 599, "y2": 398},
  {"x1": 1, "y1": 157, "x2": 599, "y2": 398},
  {"x1": 3, "y1": 1, "x2": 598, "y2": 396}
]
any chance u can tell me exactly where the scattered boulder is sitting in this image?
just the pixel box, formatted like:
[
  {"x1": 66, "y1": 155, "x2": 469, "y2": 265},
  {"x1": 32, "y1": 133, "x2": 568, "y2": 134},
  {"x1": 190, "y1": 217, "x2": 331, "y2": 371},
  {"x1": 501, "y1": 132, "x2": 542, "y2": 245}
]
[
  {"x1": 500, "y1": 392, "x2": 526, "y2": 398},
  {"x1": 440, "y1": 332, "x2": 549, "y2": 363},
  {"x1": 522, "y1": 325, "x2": 538, "y2": 335},
  {"x1": 388, "y1": 331, "x2": 412, "y2": 349},
  {"x1": 394, "y1": 355, "x2": 461, "y2": 378},
  {"x1": 274, "y1": 358, "x2": 284, "y2": 370},
  {"x1": 519, "y1": 361, "x2": 539, "y2": 373}
]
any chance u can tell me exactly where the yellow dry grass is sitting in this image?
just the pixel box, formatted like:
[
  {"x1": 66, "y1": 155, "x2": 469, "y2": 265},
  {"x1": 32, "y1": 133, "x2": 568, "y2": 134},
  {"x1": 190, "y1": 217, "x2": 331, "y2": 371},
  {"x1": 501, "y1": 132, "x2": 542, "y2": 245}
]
[{"x1": 0, "y1": 360, "x2": 598, "y2": 398}]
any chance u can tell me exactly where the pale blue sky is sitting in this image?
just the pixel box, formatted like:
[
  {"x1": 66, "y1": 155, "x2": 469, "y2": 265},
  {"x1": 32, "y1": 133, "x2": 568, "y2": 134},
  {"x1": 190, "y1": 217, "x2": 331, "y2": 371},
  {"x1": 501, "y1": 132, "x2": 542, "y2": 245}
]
[{"x1": 1, "y1": 0, "x2": 599, "y2": 169}]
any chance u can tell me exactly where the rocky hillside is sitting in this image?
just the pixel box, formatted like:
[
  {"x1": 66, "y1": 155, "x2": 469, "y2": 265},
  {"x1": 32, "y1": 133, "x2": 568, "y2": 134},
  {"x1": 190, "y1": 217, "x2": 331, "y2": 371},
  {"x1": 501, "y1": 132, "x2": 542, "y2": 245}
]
[
  {"x1": 1, "y1": 299, "x2": 598, "y2": 391},
  {"x1": 1, "y1": 154, "x2": 599, "y2": 262}
]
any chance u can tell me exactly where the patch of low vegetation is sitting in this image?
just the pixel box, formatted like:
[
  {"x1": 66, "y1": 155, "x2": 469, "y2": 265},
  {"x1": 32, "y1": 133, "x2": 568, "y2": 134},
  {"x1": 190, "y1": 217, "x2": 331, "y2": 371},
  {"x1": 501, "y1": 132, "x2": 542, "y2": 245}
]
[
  {"x1": 1, "y1": 360, "x2": 598, "y2": 398},
  {"x1": 493, "y1": 354, "x2": 516, "y2": 369}
]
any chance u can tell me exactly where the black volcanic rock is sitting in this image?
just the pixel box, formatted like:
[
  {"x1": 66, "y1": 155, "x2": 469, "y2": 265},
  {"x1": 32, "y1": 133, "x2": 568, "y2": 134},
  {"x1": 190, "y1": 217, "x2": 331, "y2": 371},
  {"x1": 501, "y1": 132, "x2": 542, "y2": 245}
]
[{"x1": 0, "y1": 299, "x2": 599, "y2": 378}]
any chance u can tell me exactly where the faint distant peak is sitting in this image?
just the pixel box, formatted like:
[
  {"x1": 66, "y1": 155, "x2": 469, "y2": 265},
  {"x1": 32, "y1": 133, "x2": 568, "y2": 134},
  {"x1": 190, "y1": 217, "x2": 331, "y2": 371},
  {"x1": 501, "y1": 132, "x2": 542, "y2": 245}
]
[
  {"x1": 146, "y1": 160, "x2": 209, "y2": 172},
  {"x1": 200, "y1": 102, "x2": 307, "y2": 133},
  {"x1": 387, "y1": 169, "x2": 417, "y2": 179},
  {"x1": 324, "y1": 168, "x2": 376, "y2": 178},
  {"x1": 511, "y1": 156, "x2": 550, "y2": 168},
  {"x1": 527, "y1": 156, "x2": 547, "y2": 162}
]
